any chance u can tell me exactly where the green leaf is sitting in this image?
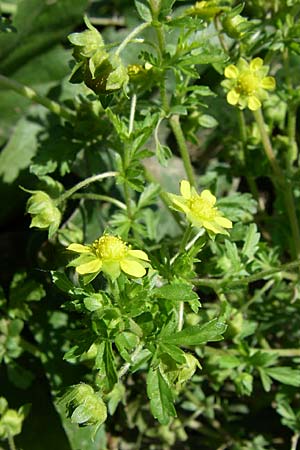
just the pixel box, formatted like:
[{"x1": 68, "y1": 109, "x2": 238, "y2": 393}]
[
  {"x1": 217, "y1": 193, "x2": 257, "y2": 222},
  {"x1": 265, "y1": 367, "x2": 300, "y2": 387},
  {"x1": 134, "y1": 0, "x2": 152, "y2": 22},
  {"x1": 162, "y1": 318, "x2": 227, "y2": 346},
  {"x1": 153, "y1": 280, "x2": 198, "y2": 302},
  {"x1": 146, "y1": 367, "x2": 176, "y2": 424},
  {"x1": 156, "y1": 142, "x2": 172, "y2": 167},
  {"x1": 242, "y1": 223, "x2": 260, "y2": 260},
  {"x1": 258, "y1": 368, "x2": 272, "y2": 392},
  {"x1": 198, "y1": 114, "x2": 218, "y2": 128},
  {"x1": 159, "y1": 342, "x2": 186, "y2": 364}
]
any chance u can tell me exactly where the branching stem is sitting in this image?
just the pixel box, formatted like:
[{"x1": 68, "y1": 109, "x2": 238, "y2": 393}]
[
  {"x1": 0, "y1": 74, "x2": 75, "y2": 122},
  {"x1": 253, "y1": 108, "x2": 300, "y2": 258},
  {"x1": 169, "y1": 115, "x2": 196, "y2": 187},
  {"x1": 115, "y1": 22, "x2": 150, "y2": 57},
  {"x1": 57, "y1": 172, "x2": 118, "y2": 204}
]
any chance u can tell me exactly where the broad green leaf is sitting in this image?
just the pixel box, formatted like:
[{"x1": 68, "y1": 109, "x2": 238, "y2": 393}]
[
  {"x1": 198, "y1": 114, "x2": 218, "y2": 128},
  {"x1": 162, "y1": 319, "x2": 227, "y2": 346},
  {"x1": 159, "y1": 342, "x2": 186, "y2": 364},
  {"x1": 153, "y1": 281, "x2": 198, "y2": 302},
  {"x1": 265, "y1": 367, "x2": 300, "y2": 387},
  {"x1": 134, "y1": 0, "x2": 152, "y2": 21},
  {"x1": 146, "y1": 367, "x2": 176, "y2": 424}
]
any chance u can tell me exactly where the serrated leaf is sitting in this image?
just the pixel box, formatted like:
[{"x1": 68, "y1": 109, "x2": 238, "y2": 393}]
[
  {"x1": 137, "y1": 183, "x2": 160, "y2": 209},
  {"x1": 217, "y1": 193, "x2": 257, "y2": 222},
  {"x1": 265, "y1": 367, "x2": 300, "y2": 387},
  {"x1": 162, "y1": 318, "x2": 227, "y2": 346},
  {"x1": 153, "y1": 281, "x2": 198, "y2": 302},
  {"x1": 242, "y1": 223, "x2": 260, "y2": 260},
  {"x1": 159, "y1": 342, "x2": 186, "y2": 364},
  {"x1": 146, "y1": 367, "x2": 176, "y2": 424}
]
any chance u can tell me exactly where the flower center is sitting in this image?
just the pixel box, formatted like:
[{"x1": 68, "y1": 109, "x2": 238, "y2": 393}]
[
  {"x1": 237, "y1": 73, "x2": 259, "y2": 95},
  {"x1": 188, "y1": 196, "x2": 216, "y2": 220},
  {"x1": 93, "y1": 235, "x2": 127, "y2": 260}
]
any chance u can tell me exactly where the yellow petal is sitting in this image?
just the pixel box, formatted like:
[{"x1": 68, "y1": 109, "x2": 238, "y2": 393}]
[
  {"x1": 227, "y1": 89, "x2": 240, "y2": 105},
  {"x1": 76, "y1": 258, "x2": 102, "y2": 275},
  {"x1": 200, "y1": 189, "x2": 216, "y2": 206},
  {"x1": 180, "y1": 180, "x2": 191, "y2": 199},
  {"x1": 120, "y1": 259, "x2": 146, "y2": 277},
  {"x1": 247, "y1": 95, "x2": 261, "y2": 111},
  {"x1": 215, "y1": 215, "x2": 232, "y2": 228},
  {"x1": 237, "y1": 58, "x2": 249, "y2": 71},
  {"x1": 261, "y1": 76, "x2": 275, "y2": 90},
  {"x1": 67, "y1": 243, "x2": 91, "y2": 253},
  {"x1": 224, "y1": 64, "x2": 239, "y2": 79},
  {"x1": 202, "y1": 220, "x2": 229, "y2": 235},
  {"x1": 171, "y1": 197, "x2": 190, "y2": 214},
  {"x1": 250, "y1": 57, "x2": 264, "y2": 71},
  {"x1": 128, "y1": 249, "x2": 149, "y2": 261}
]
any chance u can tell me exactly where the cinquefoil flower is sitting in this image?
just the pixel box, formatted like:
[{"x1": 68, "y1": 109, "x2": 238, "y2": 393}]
[
  {"x1": 222, "y1": 58, "x2": 276, "y2": 111},
  {"x1": 67, "y1": 234, "x2": 149, "y2": 281},
  {"x1": 168, "y1": 180, "x2": 232, "y2": 235}
]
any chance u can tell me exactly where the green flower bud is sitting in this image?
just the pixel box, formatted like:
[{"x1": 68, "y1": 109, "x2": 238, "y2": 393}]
[
  {"x1": 68, "y1": 17, "x2": 128, "y2": 95},
  {"x1": 26, "y1": 191, "x2": 61, "y2": 237},
  {"x1": 222, "y1": 13, "x2": 249, "y2": 39},
  {"x1": 62, "y1": 383, "x2": 107, "y2": 427},
  {"x1": 185, "y1": 1, "x2": 229, "y2": 20},
  {"x1": 0, "y1": 408, "x2": 25, "y2": 439}
]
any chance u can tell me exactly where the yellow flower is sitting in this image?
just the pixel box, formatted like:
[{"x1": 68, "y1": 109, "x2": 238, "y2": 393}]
[
  {"x1": 221, "y1": 58, "x2": 276, "y2": 111},
  {"x1": 67, "y1": 234, "x2": 149, "y2": 281},
  {"x1": 168, "y1": 180, "x2": 232, "y2": 235}
]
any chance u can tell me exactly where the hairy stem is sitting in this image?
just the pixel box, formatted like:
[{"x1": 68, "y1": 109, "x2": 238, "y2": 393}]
[
  {"x1": 194, "y1": 259, "x2": 300, "y2": 288},
  {"x1": 115, "y1": 22, "x2": 150, "y2": 56},
  {"x1": 7, "y1": 433, "x2": 17, "y2": 450},
  {"x1": 0, "y1": 74, "x2": 75, "y2": 122},
  {"x1": 253, "y1": 108, "x2": 300, "y2": 258},
  {"x1": 118, "y1": 343, "x2": 144, "y2": 379},
  {"x1": 237, "y1": 110, "x2": 260, "y2": 204},
  {"x1": 57, "y1": 172, "x2": 118, "y2": 204},
  {"x1": 169, "y1": 115, "x2": 196, "y2": 187},
  {"x1": 71, "y1": 193, "x2": 126, "y2": 210}
]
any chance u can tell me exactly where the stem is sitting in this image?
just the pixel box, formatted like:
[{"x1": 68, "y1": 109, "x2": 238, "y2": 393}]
[
  {"x1": 178, "y1": 301, "x2": 184, "y2": 331},
  {"x1": 214, "y1": 16, "x2": 228, "y2": 53},
  {"x1": 253, "y1": 108, "x2": 300, "y2": 258},
  {"x1": 129, "y1": 94, "x2": 137, "y2": 136},
  {"x1": 287, "y1": 103, "x2": 299, "y2": 167},
  {"x1": 179, "y1": 224, "x2": 192, "y2": 253},
  {"x1": 205, "y1": 346, "x2": 300, "y2": 358},
  {"x1": 57, "y1": 172, "x2": 118, "y2": 204},
  {"x1": 0, "y1": 74, "x2": 75, "y2": 122},
  {"x1": 118, "y1": 343, "x2": 144, "y2": 379},
  {"x1": 0, "y1": 2, "x2": 17, "y2": 14},
  {"x1": 194, "y1": 259, "x2": 300, "y2": 288},
  {"x1": 71, "y1": 193, "x2": 126, "y2": 210},
  {"x1": 291, "y1": 433, "x2": 299, "y2": 450},
  {"x1": 169, "y1": 115, "x2": 196, "y2": 187},
  {"x1": 283, "y1": 48, "x2": 299, "y2": 167},
  {"x1": 115, "y1": 22, "x2": 150, "y2": 57},
  {"x1": 253, "y1": 109, "x2": 282, "y2": 179},
  {"x1": 7, "y1": 433, "x2": 17, "y2": 450},
  {"x1": 144, "y1": 169, "x2": 184, "y2": 230},
  {"x1": 88, "y1": 16, "x2": 125, "y2": 27},
  {"x1": 237, "y1": 110, "x2": 260, "y2": 204}
]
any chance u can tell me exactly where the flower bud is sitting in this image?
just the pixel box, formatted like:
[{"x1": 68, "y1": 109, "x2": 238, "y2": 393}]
[
  {"x1": 62, "y1": 383, "x2": 107, "y2": 427},
  {"x1": 26, "y1": 191, "x2": 61, "y2": 237}
]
